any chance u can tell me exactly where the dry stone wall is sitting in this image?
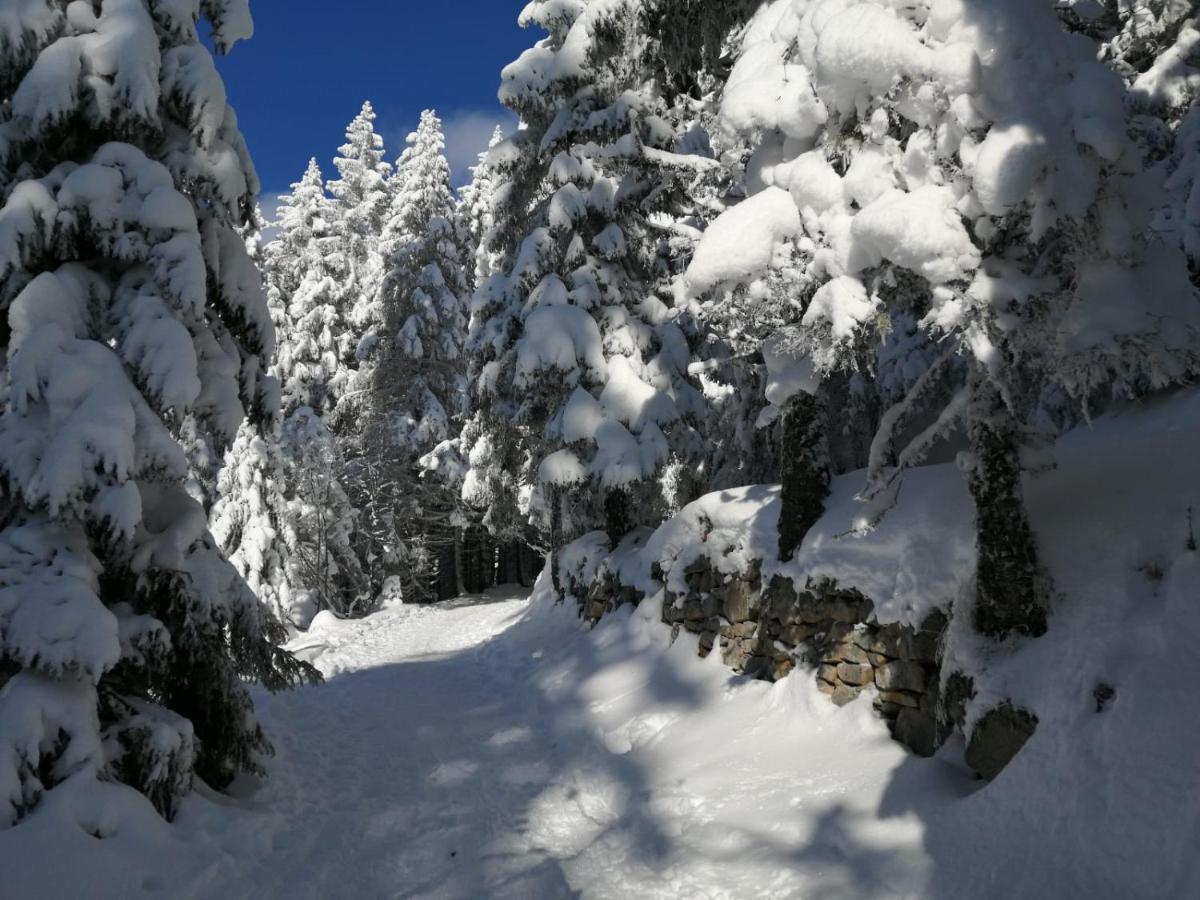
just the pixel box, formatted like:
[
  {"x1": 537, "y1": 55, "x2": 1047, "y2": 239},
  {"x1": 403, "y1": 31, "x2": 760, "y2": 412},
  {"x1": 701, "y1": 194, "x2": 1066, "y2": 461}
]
[{"x1": 573, "y1": 556, "x2": 1032, "y2": 773}]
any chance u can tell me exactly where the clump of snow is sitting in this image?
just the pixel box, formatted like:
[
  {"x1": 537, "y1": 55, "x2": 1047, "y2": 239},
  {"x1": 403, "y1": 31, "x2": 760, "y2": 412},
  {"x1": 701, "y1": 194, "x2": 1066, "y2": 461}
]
[
  {"x1": 721, "y1": 41, "x2": 827, "y2": 141},
  {"x1": 972, "y1": 123, "x2": 1051, "y2": 216},
  {"x1": 851, "y1": 186, "x2": 981, "y2": 284},
  {"x1": 681, "y1": 187, "x2": 800, "y2": 297},
  {"x1": 802, "y1": 275, "x2": 877, "y2": 343}
]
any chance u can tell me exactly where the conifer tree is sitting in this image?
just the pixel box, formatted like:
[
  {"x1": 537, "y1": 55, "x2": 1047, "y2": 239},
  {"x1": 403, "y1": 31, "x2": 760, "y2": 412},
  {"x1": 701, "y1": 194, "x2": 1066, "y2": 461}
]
[
  {"x1": 262, "y1": 159, "x2": 366, "y2": 621},
  {"x1": 0, "y1": 0, "x2": 317, "y2": 827},
  {"x1": 465, "y1": 0, "x2": 709, "y2": 575}
]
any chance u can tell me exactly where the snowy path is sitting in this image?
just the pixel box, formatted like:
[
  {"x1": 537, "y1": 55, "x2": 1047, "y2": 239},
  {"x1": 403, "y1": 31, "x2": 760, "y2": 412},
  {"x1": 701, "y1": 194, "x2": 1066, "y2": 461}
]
[
  {"x1": 156, "y1": 587, "x2": 951, "y2": 900},
  {"x1": 5, "y1": 573, "x2": 1194, "y2": 898}
]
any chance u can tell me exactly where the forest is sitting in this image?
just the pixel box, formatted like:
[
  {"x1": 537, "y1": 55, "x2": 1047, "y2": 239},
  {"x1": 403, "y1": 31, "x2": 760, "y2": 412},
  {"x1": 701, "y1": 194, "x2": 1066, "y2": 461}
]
[{"x1": 1, "y1": 1, "x2": 1198, "y2": 897}]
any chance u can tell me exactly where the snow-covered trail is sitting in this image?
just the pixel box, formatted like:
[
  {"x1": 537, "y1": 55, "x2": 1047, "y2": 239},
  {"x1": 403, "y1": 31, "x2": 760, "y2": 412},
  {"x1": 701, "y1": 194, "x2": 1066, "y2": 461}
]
[{"x1": 164, "y1": 586, "x2": 945, "y2": 900}]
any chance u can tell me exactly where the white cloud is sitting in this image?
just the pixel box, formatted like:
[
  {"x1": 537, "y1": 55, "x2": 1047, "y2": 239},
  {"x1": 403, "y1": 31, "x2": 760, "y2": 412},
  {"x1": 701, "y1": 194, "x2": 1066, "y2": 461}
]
[{"x1": 440, "y1": 108, "x2": 518, "y2": 186}]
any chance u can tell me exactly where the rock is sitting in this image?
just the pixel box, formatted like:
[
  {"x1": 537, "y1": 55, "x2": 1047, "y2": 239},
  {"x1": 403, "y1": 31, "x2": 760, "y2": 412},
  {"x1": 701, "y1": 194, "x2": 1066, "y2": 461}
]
[
  {"x1": 878, "y1": 690, "x2": 920, "y2": 709},
  {"x1": 618, "y1": 583, "x2": 640, "y2": 607},
  {"x1": 764, "y1": 575, "x2": 799, "y2": 623},
  {"x1": 893, "y1": 708, "x2": 940, "y2": 757},
  {"x1": 729, "y1": 621, "x2": 758, "y2": 638},
  {"x1": 698, "y1": 631, "x2": 716, "y2": 657},
  {"x1": 875, "y1": 700, "x2": 904, "y2": 719},
  {"x1": 700, "y1": 592, "x2": 721, "y2": 619},
  {"x1": 743, "y1": 655, "x2": 773, "y2": 680},
  {"x1": 965, "y1": 704, "x2": 1037, "y2": 780},
  {"x1": 772, "y1": 657, "x2": 795, "y2": 681},
  {"x1": 722, "y1": 578, "x2": 758, "y2": 623},
  {"x1": 919, "y1": 609, "x2": 949, "y2": 636},
  {"x1": 683, "y1": 597, "x2": 706, "y2": 622},
  {"x1": 830, "y1": 684, "x2": 860, "y2": 707},
  {"x1": 899, "y1": 627, "x2": 941, "y2": 662},
  {"x1": 817, "y1": 664, "x2": 839, "y2": 685},
  {"x1": 816, "y1": 676, "x2": 836, "y2": 695},
  {"x1": 941, "y1": 671, "x2": 975, "y2": 731},
  {"x1": 835, "y1": 663, "x2": 874, "y2": 686},
  {"x1": 721, "y1": 639, "x2": 753, "y2": 671},
  {"x1": 832, "y1": 641, "x2": 872, "y2": 666},
  {"x1": 779, "y1": 622, "x2": 819, "y2": 644},
  {"x1": 866, "y1": 650, "x2": 892, "y2": 667},
  {"x1": 822, "y1": 592, "x2": 872, "y2": 623},
  {"x1": 1093, "y1": 682, "x2": 1115, "y2": 713},
  {"x1": 875, "y1": 660, "x2": 928, "y2": 693},
  {"x1": 661, "y1": 598, "x2": 684, "y2": 625},
  {"x1": 586, "y1": 599, "x2": 607, "y2": 621}
]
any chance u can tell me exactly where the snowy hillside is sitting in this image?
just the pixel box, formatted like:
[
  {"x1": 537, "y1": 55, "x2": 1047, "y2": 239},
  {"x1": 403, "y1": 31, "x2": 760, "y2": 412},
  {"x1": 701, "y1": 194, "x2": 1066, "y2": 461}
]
[
  {"x1": 2, "y1": 392, "x2": 1197, "y2": 898},
  {"x1": 2, "y1": 0, "x2": 1199, "y2": 895}
]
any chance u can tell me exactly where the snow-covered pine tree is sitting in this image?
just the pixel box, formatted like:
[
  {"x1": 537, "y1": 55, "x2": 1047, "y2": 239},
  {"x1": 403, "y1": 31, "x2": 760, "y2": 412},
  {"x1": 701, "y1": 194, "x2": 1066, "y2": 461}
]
[
  {"x1": 686, "y1": 0, "x2": 1200, "y2": 638},
  {"x1": 261, "y1": 159, "x2": 366, "y2": 622},
  {"x1": 357, "y1": 109, "x2": 470, "y2": 602},
  {"x1": 0, "y1": 0, "x2": 318, "y2": 826},
  {"x1": 327, "y1": 100, "x2": 392, "y2": 397},
  {"x1": 464, "y1": 0, "x2": 708, "y2": 581},
  {"x1": 457, "y1": 125, "x2": 507, "y2": 292}
]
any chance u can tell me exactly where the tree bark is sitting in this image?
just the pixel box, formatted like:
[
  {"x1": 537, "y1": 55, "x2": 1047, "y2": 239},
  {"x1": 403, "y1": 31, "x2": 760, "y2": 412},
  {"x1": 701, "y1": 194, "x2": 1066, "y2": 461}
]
[
  {"x1": 604, "y1": 487, "x2": 631, "y2": 547},
  {"x1": 967, "y1": 372, "x2": 1048, "y2": 639},
  {"x1": 777, "y1": 391, "x2": 830, "y2": 561}
]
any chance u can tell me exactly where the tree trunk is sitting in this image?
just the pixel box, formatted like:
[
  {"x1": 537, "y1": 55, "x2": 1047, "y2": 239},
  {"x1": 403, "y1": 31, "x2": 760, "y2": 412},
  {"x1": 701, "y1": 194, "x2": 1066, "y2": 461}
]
[
  {"x1": 550, "y1": 486, "x2": 564, "y2": 602},
  {"x1": 454, "y1": 529, "x2": 466, "y2": 597},
  {"x1": 967, "y1": 372, "x2": 1048, "y2": 639},
  {"x1": 604, "y1": 487, "x2": 631, "y2": 547},
  {"x1": 777, "y1": 391, "x2": 830, "y2": 561}
]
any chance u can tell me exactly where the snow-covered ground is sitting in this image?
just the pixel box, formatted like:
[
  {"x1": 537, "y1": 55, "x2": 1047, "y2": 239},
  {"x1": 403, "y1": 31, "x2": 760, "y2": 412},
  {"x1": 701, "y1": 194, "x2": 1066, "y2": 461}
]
[{"x1": 5, "y1": 391, "x2": 1200, "y2": 899}]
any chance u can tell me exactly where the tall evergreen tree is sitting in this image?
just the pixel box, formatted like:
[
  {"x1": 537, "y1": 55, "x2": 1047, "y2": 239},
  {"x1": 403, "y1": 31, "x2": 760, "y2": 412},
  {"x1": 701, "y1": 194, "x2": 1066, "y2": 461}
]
[
  {"x1": 351, "y1": 110, "x2": 471, "y2": 602},
  {"x1": 464, "y1": 0, "x2": 709, "y2": 579},
  {"x1": 0, "y1": 0, "x2": 317, "y2": 827},
  {"x1": 261, "y1": 159, "x2": 365, "y2": 622}
]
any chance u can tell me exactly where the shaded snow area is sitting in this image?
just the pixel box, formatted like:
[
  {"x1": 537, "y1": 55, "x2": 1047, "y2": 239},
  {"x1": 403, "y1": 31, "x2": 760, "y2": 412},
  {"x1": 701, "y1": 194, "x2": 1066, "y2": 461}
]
[{"x1": 2, "y1": 401, "x2": 1199, "y2": 898}]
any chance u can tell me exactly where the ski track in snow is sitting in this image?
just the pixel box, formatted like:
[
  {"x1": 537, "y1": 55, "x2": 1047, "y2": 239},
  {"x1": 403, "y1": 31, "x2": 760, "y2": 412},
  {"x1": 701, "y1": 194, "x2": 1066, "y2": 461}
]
[{"x1": 154, "y1": 586, "x2": 941, "y2": 900}]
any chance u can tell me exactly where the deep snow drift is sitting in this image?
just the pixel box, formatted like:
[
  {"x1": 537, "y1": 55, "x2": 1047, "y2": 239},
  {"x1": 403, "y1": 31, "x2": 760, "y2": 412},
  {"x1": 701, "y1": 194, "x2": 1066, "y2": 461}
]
[{"x1": 3, "y1": 392, "x2": 1200, "y2": 898}]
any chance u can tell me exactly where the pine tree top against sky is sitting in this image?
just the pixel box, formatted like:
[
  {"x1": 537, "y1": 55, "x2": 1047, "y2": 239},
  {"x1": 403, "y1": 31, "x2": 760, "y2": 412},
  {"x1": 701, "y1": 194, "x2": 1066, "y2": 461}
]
[{"x1": 214, "y1": 1, "x2": 528, "y2": 196}]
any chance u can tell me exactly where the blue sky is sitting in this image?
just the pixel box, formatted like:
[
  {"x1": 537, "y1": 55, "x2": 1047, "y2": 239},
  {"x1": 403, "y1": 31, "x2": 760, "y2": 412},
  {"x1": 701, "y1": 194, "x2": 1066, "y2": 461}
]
[{"x1": 214, "y1": 1, "x2": 532, "y2": 203}]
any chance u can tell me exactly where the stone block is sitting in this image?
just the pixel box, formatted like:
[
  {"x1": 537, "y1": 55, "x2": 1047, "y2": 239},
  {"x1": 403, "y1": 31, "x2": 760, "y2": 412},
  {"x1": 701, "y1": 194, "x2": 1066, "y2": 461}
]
[
  {"x1": 817, "y1": 664, "x2": 839, "y2": 684},
  {"x1": 893, "y1": 708, "x2": 940, "y2": 757},
  {"x1": 830, "y1": 684, "x2": 860, "y2": 707},
  {"x1": 875, "y1": 660, "x2": 929, "y2": 693},
  {"x1": 721, "y1": 577, "x2": 758, "y2": 623},
  {"x1": 878, "y1": 689, "x2": 920, "y2": 709},
  {"x1": 965, "y1": 704, "x2": 1037, "y2": 780},
  {"x1": 835, "y1": 663, "x2": 874, "y2": 686},
  {"x1": 779, "y1": 622, "x2": 819, "y2": 645}
]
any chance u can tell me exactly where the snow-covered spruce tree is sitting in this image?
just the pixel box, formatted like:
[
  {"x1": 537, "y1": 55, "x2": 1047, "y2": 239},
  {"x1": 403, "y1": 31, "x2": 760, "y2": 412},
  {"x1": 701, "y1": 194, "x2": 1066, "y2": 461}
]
[
  {"x1": 323, "y1": 101, "x2": 401, "y2": 608},
  {"x1": 0, "y1": 0, "x2": 318, "y2": 826},
  {"x1": 465, "y1": 0, "x2": 709, "y2": 583},
  {"x1": 261, "y1": 159, "x2": 366, "y2": 621},
  {"x1": 361, "y1": 109, "x2": 470, "y2": 602},
  {"x1": 457, "y1": 125, "x2": 507, "y2": 292},
  {"x1": 687, "y1": 0, "x2": 1200, "y2": 637},
  {"x1": 327, "y1": 100, "x2": 392, "y2": 400}
]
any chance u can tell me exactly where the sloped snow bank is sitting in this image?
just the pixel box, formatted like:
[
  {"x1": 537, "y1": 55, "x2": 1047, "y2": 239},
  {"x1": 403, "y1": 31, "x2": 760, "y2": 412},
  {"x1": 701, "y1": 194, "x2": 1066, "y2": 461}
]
[
  {"x1": 3, "y1": 393, "x2": 1199, "y2": 898},
  {"x1": 560, "y1": 386, "x2": 1200, "y2": 897}
]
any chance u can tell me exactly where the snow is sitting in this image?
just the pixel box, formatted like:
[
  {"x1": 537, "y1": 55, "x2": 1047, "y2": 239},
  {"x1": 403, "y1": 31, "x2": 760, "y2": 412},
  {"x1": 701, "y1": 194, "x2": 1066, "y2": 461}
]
[
  {"x1": 850, "y1": 186, "x2": 981, "y2": 284},
  {"x1": 972, "y1": 123, "x2": 1051, "y2": 216},
  {"x1": 682, "y1": 187, "x2": 800, "y2": 297},
  {"x1": 515, "y1": 304, "x2": 607, "y2": 388},
  {"x1": 8, "y1": 385, "x2": 1200, "y2": 900},
  {"x1": 720, "y1": 41, "x2": 827, "y2": 141},
  {"x1": 802, "y1": 275, "x2": 877, "y2": 343}
]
